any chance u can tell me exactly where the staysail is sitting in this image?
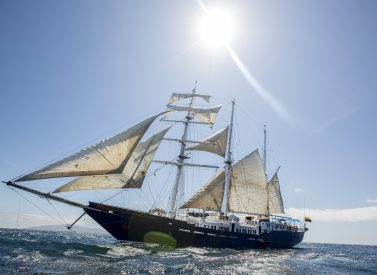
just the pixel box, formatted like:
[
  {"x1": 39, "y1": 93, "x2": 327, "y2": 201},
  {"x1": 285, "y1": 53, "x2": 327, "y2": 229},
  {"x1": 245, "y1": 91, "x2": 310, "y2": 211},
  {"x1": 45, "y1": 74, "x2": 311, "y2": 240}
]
[
  {"x1": 169, "y1": 93, "x2": 211, "y2": 104},
  {"x1": 228, "y1": 149, "x2": 269, "y2": 215},
  {"x1": 186, "y1": 127, "x2": 229, "y2": 157},
  {"x1": 268, "y1": 172, "x2": 285, "y2": 214},
  {"x1": 16, "y1": 113, "x2": 164, "y2": 182},
  {"x1": 181, "y1": 168, "x2": 225, "y2": 211},
  {"x1": 166, "y1": 104, "x2": 222, "y2": 125},
  {"x1": 53, "y1": 127, "x2": 171, "y2": 193}
]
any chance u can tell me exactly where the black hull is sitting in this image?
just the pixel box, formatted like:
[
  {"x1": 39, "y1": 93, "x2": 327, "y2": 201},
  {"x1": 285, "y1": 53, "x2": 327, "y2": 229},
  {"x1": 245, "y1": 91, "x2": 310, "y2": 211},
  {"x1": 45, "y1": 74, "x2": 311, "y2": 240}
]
[{"x1": 86, "y1": 202, "x2": 305, "y2": 249}]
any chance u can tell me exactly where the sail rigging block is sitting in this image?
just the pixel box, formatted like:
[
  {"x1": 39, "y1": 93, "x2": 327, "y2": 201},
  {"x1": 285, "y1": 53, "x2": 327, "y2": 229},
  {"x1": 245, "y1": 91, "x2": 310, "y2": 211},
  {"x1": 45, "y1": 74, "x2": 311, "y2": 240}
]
[
  {"x1": 268, "y1": 172, "x2": 285, "y2": 214},
  {"x1": 181, "y1": 168, "x2": 225, "y2": 211},
  {"x1": 53, "y1": 127, "x2": 171, "y2": 193},
  {"x1": 166, "y1": 104, "x2": 223, "y2": 125},
  {"x1": 228, "y1": 149, "x2": 269, "y2": 215},
  {"x1": 16, "y1": 113, "x2": 164, "y2": 182},
  {"x1": 169, "y1": 93, "x2": 211, "y2": 104},
  {"x1": 186, "y1": 126, "x2": 229, "y2": 157}
]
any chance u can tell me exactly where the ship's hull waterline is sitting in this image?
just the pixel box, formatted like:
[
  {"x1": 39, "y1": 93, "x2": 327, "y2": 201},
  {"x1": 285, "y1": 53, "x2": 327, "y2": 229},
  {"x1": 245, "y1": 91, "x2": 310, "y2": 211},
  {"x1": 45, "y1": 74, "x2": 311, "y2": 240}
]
[{"x1": 86, "y1": 202, "x2": 305, "y2": 249}]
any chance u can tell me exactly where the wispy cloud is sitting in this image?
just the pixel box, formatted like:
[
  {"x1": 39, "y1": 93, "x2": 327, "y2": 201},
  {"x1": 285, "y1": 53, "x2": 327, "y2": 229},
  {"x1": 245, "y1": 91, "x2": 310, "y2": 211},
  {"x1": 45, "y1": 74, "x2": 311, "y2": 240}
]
[
  {"x1": 366, "y1": 198, "x2": 377, "y2": 204},
  {"x1": 294, "y1": 188, "x2": 304, "y2": 192},
  {"x1": 300, "y1": 101, "x2": 360, "y2": 135},
  {"x1": 286, "y1": 207, "x2": 377, "y2": 222}
]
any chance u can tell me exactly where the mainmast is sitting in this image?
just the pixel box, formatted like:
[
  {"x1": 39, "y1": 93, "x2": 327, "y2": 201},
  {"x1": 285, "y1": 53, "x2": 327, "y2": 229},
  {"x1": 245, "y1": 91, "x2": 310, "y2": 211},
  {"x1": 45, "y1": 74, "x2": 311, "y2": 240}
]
[
  {"x1": 168, "y1": 83, "x2": 197, "y2": 217},
  {"x1": 222, "y1": 99, "x2": 235, "y2": 216}
]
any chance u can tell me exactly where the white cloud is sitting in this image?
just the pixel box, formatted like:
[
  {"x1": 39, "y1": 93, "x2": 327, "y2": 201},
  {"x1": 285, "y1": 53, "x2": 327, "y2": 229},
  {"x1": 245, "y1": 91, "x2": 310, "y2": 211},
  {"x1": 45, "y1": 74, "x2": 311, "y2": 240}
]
[
  {"x1": 366, "y1": 198, "x2": 377, "y2": 204},
  {"x1": 294, "y1": 188, "x2": 303, "y2": 192},
  {"x1": 285, "y1": 206, "x2": 377, "y2": 222}
]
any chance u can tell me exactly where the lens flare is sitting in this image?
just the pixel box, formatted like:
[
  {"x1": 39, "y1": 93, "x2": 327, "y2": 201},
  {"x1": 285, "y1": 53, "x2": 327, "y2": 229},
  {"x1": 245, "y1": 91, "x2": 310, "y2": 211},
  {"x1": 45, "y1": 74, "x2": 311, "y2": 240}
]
[{"x1": 198, "y1": 8, "x2": 236, "y2": 48}]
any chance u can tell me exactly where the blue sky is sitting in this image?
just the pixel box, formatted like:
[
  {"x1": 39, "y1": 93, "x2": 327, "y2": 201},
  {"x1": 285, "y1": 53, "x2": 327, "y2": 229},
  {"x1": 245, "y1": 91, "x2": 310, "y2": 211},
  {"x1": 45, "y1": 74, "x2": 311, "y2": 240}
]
[{"x1": 1, "y1": 0, "x2": 376, "y2": 245}]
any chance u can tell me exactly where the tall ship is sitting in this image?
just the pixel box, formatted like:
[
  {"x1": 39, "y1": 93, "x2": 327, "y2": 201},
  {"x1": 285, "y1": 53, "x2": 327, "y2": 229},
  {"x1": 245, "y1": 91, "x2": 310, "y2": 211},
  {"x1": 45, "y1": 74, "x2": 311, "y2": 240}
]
[{"x1": 4, "y1": 85, "x2": 309, "y2": 249}]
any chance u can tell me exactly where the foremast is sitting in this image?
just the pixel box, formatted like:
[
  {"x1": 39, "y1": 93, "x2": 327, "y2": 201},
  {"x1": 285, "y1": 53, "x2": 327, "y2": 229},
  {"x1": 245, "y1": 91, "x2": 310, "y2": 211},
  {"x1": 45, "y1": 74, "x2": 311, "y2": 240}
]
[{"x1": 168, "y1": 85, "x2": 197, "y2": 217}]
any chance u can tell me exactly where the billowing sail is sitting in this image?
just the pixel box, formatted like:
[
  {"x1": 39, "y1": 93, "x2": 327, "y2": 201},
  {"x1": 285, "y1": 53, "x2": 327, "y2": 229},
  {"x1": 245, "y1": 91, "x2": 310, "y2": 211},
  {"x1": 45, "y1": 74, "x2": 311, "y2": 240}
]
[
  {"x1": 181, "y1": 168, "x2": 225, "y2": 210},
  {"x1": 169, "y1": 93, "x2": 211, "y2": 104},
  {"x1": 16, "y1": 113, "x2": 164, "y2": 182},
  {"x1": 166, "y1": 104, "x2": 222, "y2": 125},
  {"x1": 228, "y1": 150, "x2": 269, "y2": 215},
  {"x1": 53, "y1": 127, "x2": 171, "y2": 193},
  {"x1": 268, "y1": 172, "x2": 285, "y2": 214},
  {"x1": 186, "y1": 127, "x2": 229, "y2": 157}
]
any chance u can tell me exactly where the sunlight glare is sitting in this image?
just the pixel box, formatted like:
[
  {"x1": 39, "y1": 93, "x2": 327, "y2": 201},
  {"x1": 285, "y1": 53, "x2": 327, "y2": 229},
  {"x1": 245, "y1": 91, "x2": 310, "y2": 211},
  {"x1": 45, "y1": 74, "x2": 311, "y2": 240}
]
[{"x1": 198, "y1": 8, "x2": 236, "y2": 48}]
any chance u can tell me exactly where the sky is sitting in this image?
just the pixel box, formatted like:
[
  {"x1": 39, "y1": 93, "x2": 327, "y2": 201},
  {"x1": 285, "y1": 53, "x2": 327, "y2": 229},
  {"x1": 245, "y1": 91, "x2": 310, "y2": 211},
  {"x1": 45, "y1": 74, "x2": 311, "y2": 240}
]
[{"x1": 0, "y1": 0, "x2": 377, "y2": 245}]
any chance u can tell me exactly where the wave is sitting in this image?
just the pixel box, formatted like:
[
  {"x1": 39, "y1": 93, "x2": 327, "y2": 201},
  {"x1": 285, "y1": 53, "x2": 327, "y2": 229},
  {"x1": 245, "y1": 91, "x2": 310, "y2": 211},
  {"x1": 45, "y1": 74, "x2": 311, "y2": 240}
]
[{"x1": 0, "y1": 228, "x2": 376, "y2": 274}]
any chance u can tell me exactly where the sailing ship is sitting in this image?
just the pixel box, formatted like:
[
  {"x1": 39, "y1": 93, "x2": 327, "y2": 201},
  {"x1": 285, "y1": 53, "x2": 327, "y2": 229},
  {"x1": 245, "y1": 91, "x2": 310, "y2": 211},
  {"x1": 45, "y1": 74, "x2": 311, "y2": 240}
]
[{"x1": 4, "y1": 86, "x2": 308, "y2": 249}]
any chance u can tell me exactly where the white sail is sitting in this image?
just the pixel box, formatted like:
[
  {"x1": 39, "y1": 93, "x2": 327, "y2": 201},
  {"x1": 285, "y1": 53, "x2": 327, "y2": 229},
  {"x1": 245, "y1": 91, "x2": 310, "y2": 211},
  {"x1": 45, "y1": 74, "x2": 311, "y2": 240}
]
[
  {"x1": 181, "y1": 168, "x2": 225, "y2": 211},
  {"x1": 186, "y1": 127, "x2": 229, "y2": 157},
  {"x1": 169, "y1": 93, "x2": 211, "y2": 104},
  {"x1": 53, "y1": 127, "x2": 171, "y2": 193},
  {"x1": 16, "y1": 113, "x2": 164, "y2": 182},
  {"x1": 228, "y1": 149, "x2": 269, "y2": 215},
  {"x1": 268, "y1": 172, "x2": 285, "y2": 214},
  {"x1": 166, "y1": 104, "x2": 222, "y2": 125}
]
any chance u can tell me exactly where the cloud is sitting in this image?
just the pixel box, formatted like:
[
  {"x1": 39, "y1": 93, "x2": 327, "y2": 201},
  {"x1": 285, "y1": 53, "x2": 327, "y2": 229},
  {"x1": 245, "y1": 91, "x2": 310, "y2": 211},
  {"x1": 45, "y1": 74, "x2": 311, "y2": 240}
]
[
  {"x1": 300, "y1": 102, "x2": 360, "y2": 135},
  {"x1": 366, "y1": 198, "x2": 377, "y2": 204},
  {"x1": 285, "y1": 207, "x2": 377, "y2": 222},
  {"x1": 294, "y1": 188, "x2": 304, "y2": 192}
]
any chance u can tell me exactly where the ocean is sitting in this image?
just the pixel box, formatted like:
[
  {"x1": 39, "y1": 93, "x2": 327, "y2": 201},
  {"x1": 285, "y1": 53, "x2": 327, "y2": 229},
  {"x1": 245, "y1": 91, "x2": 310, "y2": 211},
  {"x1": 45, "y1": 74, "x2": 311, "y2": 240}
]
[{"x1": 0, "y1": 228, "x2": 376, "y2": 274}]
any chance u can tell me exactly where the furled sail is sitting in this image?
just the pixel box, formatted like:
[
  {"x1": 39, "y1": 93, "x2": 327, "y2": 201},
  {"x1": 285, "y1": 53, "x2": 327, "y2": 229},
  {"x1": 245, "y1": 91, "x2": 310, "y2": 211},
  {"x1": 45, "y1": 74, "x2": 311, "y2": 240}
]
[
  {"x1": 186, "y1": 127, "x2": 229, "y2": 157},
  {"x1": 228, "y1": 150, "x2": 269, "y2": 215},
  {"x1": 268, "y1": 172, "x2": 285, "y2": 214},
  {"x1": 166, "y1": 104, "x2": 222, "y2": 125},
  {"x1": 169, "y1": 93, "x2": 211, "y2": 104},
  {"x1": 53, "y1": 127, "x2": 171, "y2": 193},
  {"x1": 16, "y1": 113, "x2": 164, "y2": 182},
  {"x1": 181, "y1": 168, "x2": 225, "y2": 210}
]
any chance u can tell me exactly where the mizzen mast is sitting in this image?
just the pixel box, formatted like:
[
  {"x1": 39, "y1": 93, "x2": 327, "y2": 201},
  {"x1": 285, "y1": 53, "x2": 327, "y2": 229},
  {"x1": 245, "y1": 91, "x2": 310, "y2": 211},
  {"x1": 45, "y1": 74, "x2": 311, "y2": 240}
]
[{"x1": 263, "y1": 125, "x2": 267, "y2": 176}]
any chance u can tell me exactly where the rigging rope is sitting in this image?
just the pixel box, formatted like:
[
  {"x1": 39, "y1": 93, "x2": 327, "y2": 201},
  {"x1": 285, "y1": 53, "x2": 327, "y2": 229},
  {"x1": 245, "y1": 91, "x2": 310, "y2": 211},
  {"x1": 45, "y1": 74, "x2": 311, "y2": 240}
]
[
  {"x1": 8, "y1": 186, "x2": 66, "y2": 228},
  {"x1": 46, "y1": 198, "x2": 69, "y2": 228}
]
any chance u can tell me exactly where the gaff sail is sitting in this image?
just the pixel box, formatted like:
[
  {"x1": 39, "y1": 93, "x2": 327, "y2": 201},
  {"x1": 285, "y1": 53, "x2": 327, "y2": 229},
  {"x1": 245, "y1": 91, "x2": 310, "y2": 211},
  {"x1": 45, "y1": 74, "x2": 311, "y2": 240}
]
[
  {"x1": 268, "y1": 172, "x2": 285, "y2": 214},
  {"x1": 228, "y1": 150, "x2": 269, "y2": 215}
]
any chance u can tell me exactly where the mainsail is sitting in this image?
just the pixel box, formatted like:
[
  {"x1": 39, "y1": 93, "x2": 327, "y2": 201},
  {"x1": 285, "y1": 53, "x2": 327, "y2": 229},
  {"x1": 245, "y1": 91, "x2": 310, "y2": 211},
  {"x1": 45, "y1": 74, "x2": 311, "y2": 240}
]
[
  {"x1": 228, "y1": 150, "x2": 269, "y2": 215},
  {"x1": 166, "y1": 104, "x2": 222, "y2": 125},
  {"x1": 186, "y1": 127, "x2": 229, "y2": 157},
  {"x1": 16, "y1": 113, "x2": 164, "y2": 182},
  {"x1": 169, "y1": 93, "x2": 211, "y2": 104},
  {"x1": 53, "y1": 127, "x2": 171, "y2": 193},
  {"x1": 181, "y1": 150, "x2": 270, "y2": 215},
  {"x1": 181, "y1": 168, "x2": 225, "y2": 211},
  {"x1": 268, "y1": 172, "x2": 285, "y2": 214}
]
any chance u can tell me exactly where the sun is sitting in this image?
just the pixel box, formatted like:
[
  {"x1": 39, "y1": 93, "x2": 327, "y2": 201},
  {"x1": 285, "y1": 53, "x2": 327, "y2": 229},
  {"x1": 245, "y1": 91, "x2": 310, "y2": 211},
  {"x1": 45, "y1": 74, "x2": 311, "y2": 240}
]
[{"x1": 198, "y1": 8, "x2": 236, "y2": 48}]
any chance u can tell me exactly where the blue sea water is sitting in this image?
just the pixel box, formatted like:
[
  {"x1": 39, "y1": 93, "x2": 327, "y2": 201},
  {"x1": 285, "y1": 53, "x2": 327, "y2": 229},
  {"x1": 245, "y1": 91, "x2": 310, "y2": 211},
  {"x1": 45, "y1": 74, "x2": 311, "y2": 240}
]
[{"x1": 0, "y1": 228, "x2": 376, "y2": 274}]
